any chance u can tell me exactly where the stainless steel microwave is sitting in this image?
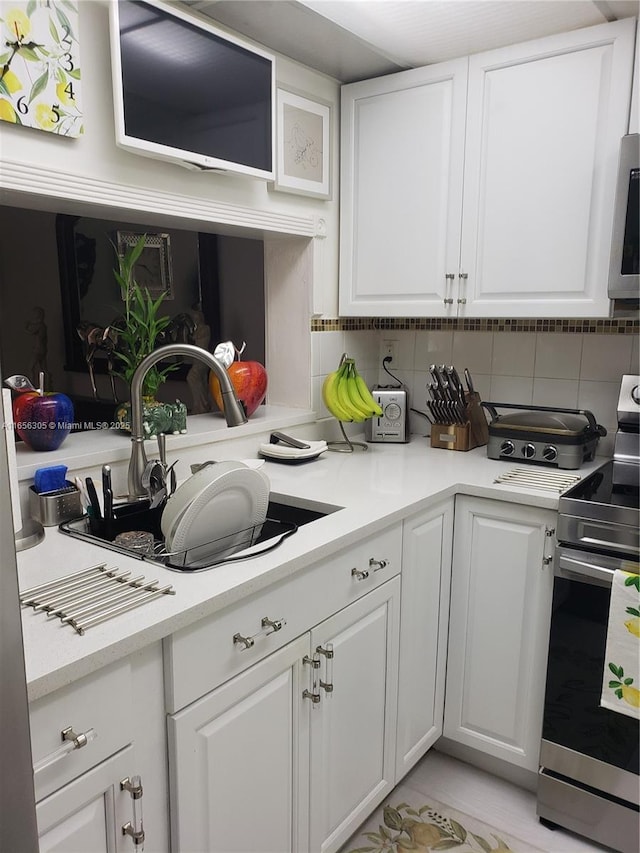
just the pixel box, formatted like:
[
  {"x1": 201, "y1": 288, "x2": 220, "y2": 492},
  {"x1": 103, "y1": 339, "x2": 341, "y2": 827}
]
[{"x1": 608, "y1": 133, "x2": 639, "y2": 300}]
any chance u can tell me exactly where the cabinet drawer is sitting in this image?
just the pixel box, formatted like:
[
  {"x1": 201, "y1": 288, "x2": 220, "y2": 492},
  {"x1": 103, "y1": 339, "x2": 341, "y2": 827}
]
[
  {"x1": 30, "y1": 659, "x2": 133, "y2": 802},
  {"x1": 164, "y1": 524, "x2": 401, "y2": 712}
]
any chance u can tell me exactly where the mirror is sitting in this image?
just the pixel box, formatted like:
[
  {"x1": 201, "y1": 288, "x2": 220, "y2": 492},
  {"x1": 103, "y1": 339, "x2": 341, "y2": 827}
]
[
  {"x1": 0, "y1": 205, "x2": 265, "y2": 418},
  {"x1": 56, "y1": 213, "x2": 221, "y2": 379}
]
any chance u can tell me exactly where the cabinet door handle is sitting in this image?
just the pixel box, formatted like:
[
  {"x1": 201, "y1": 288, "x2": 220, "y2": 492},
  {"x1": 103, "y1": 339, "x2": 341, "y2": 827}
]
[
  {"x1": 33, "y1": 726, "x2": 98, "y2": 773},
  {"x1": 316, "y1": 643, "x2": 334, "y2": 693},
  {"x1": 233, "y1": 616, "x2": 286, "y2": 650},
  {"x1": 302, "y1": 688, "x2": 321, "y2": 704},
  {"x1": 302, "y1": 652, "x2": 321, "y2": 705},
  {"x1": 457, "y1": 272, "x2": 468, "y2": 305},
  {"x1": 369, "y1": 558, "x2": 388, "y2": 571},
  {"x1": 444, "y1": 272, "x2": 455, "y2": 305},
  {"x1": 121, "y1": 775, "x2": 145, "y2": 848}
]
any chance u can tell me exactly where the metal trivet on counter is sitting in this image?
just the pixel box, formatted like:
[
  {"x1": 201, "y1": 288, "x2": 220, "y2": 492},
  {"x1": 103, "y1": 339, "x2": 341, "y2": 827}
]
[
  {"x1": 493, "y1": 467, "x2": 582, "y2": 492},
  {"x1": 20, "y1": 562, "x2": 175, "y2": 635}
]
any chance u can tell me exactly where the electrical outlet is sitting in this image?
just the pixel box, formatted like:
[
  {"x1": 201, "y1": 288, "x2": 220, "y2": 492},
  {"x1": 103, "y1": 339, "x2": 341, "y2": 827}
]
[{"x1": 383, "y1": 340, "x2": 397, "y2": 362}]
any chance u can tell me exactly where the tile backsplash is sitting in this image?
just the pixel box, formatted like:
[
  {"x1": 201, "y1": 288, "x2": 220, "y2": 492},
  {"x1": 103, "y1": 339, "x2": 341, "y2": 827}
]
[{"x1": 311, "y1": 326, "x2": 639, "y2": 457}]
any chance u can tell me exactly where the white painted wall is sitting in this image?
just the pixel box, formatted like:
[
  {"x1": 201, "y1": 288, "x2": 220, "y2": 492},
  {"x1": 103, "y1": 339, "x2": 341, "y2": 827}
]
[{"x1": 0, "y1": 0, "x2": 341, "y2": 315}]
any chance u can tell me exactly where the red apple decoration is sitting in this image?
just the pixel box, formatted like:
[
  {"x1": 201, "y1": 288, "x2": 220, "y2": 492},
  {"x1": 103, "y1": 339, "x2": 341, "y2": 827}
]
[
  {"x1": 12, "y1": 378, "x2": 74, "y2": 452},
  {"x1": 209, "y1": 341, "x2": 267, "y2": 418}
]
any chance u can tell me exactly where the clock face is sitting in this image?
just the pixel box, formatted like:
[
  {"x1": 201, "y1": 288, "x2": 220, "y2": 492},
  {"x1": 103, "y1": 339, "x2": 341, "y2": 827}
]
[{"x1": 0, "y1": 0, "x2": 83, "y2": 136}]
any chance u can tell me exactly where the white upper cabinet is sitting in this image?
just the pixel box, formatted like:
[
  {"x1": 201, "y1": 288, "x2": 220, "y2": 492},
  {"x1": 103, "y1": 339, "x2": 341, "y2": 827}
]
[
  {"x1": 460, "y1": 18, "x2": 635, "y2": 317},
  {"x1": 339, "y1": 17, "x2": 636, "y2": 318},
  {"x1": 340, "y1": 59, "x2": 467, "y2": 317}
]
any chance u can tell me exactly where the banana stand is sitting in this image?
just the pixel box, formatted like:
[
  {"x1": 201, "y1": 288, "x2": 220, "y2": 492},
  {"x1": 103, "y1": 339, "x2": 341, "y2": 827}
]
[{"x1": 327, "y1": 420, "x2": 368, "y2": 453}]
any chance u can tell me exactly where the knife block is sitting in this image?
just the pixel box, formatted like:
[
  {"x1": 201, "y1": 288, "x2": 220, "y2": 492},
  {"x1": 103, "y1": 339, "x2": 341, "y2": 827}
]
[{"x1": 430, "y1": 393, "x2": 489, "y2": 452}]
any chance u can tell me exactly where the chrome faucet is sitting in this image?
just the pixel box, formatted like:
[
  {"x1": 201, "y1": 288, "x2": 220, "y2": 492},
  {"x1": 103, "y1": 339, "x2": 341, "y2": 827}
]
[{"x1": 128, "y1": 344, "x2": 247, "y2": 498}]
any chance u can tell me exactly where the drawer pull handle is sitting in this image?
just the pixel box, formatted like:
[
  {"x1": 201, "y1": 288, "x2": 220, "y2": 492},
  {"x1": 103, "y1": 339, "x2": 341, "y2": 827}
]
[
  {"x1": 369, "y1": 558, "x2": 388, "y2": 571},
  {"x1": 33, "y1": 726, "x2": 98, "y2": 774},
  {"x1": 351, "y1": 567, "x2": 369, "y2": 581},
  {"x1": 121, "y1": 775, "x2": 145, "y2": 848},
  {"x1": 233, "y1": 616, "x2": 286, "y2": 650}
]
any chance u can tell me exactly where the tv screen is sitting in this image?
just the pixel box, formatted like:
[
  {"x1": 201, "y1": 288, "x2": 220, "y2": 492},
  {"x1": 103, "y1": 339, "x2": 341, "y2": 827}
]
[{"x1": 110, "y1": 0, "x2": 274, "y2": 178}]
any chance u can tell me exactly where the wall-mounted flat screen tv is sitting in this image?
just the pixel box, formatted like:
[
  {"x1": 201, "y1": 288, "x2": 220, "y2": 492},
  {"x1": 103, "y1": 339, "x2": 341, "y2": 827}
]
[{"x1": 109, "y1": 0, "x2": 275, "y2": 179}]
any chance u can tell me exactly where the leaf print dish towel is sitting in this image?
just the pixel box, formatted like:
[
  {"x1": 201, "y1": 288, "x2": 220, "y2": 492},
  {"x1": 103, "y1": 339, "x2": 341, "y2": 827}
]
[{"x1": 601, "y1": 568, "x2": 640, "y2": 719}]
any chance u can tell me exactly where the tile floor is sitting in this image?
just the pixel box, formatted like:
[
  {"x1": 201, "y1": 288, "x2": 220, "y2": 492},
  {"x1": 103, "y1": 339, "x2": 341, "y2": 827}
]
[{"x1": 344, "y1": 749, "x2": 614, "y2": 852}]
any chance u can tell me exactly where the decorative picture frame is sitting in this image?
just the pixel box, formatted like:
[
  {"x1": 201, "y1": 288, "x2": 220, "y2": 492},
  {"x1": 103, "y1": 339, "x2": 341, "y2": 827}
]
[
  {"x1": 116, "y1": 231, "x2": 174, "y2": 299},
  {"x1": 272, "y1": 89, "x2": 331, "y2": 199}
]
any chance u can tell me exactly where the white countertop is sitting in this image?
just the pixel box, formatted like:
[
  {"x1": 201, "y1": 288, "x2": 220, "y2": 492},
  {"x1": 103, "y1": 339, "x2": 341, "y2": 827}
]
[{"x1": 18, "y1": 436, "x2": 604, "y2": 702}]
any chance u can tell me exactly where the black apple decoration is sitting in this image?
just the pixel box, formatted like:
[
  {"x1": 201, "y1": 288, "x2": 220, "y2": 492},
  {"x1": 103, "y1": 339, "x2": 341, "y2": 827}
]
[
  {"x1": 12, "y1": 374, "x2": 74, "y2": 451},
  {"x1": 209, "y1": 341, "x2": 267, "y2": 418}
]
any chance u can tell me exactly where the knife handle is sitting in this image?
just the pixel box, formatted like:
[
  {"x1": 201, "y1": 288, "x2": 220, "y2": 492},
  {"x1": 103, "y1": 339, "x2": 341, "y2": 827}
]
[
  {"x1": 464, "y1": 368, "x2": 475, "y2": 394},
  {"x1": 85, "y1": 477, "x2": 102, "y2": 521},
  {"x1": 102, "y1": 467, "x2": 113, "y2": 522}
]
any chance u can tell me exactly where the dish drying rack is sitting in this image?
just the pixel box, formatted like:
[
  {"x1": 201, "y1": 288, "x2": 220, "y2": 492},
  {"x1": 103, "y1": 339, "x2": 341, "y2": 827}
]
[
  {"x1": 59, "y1": 506, "x2": 299, "y2": 572},
  {"x1": 20, "y1": 562, "x2": 175, "y2": 635}
]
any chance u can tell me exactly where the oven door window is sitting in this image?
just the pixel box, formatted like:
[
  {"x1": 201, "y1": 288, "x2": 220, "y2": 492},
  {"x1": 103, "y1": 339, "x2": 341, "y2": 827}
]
[{"x1": 543, "y1": 576, "x2": 639, "y2": 774}]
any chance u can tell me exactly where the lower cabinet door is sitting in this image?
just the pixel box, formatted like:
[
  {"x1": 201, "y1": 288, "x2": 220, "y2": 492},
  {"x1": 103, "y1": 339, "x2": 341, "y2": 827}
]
[
  {"x1": 444, "y1": 496, "x2": 556, "y2": 771},
  {"x1": 309, "y1": 577, "x2": 401, "y2": 853},
  {"x1": 168, "y1": 634, "x2": 311, "y2": 853},
  {"x1": 36, "y1": 746, "x2": 137, "y2": 853},
  {"x1": 396, "y1": 501, "x2": 453, "y2": 778}
]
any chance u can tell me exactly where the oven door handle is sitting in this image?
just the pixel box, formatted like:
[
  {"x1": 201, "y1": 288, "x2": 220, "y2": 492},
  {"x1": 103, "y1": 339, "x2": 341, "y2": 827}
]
[{"x1": 556, "y1": 552, "x2": 615, "y2": 587}]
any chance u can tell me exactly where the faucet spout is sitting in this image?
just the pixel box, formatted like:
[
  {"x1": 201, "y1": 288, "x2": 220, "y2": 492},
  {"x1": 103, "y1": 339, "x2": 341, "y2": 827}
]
[{"x1": 128, "y1": 343, "x2": 247, "y2": 498}]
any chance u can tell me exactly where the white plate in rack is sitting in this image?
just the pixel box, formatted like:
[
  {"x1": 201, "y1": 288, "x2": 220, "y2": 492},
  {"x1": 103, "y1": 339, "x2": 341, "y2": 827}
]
[
  {"x1": 165, "y1": 465, "x2": 270, "y2": 567},
  {"x1": 160, "y1": 461, "x2": 245, "y2": 544}
]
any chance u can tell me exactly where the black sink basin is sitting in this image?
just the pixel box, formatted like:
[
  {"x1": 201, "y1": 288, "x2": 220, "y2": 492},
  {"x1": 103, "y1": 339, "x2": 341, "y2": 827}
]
[{"x1": 59, "y1": 495, "x2": 342, "y2": 571}]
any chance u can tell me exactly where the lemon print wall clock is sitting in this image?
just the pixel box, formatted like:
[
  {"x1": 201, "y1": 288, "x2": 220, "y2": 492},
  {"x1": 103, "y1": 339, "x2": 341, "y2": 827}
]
[{"x1": 0, "y1": 0, "x2": 82, "y2": 136}]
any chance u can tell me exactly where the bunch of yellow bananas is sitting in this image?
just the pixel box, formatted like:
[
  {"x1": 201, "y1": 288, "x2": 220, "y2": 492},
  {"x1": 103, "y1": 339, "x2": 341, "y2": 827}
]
[{"x1": 322, "y1": 358, "x2": 383, "y2": 423}]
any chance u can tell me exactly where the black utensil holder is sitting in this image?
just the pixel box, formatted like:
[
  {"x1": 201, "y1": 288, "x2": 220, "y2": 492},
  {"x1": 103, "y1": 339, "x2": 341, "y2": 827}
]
[{"x1": 87, "y1": 499, "x2": 165, "y2": 542}]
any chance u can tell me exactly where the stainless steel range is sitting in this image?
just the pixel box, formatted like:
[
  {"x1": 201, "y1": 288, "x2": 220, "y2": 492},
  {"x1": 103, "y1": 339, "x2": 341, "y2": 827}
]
[{"x1": 537, "y1": 375, "x2": 640, "y2": 853}]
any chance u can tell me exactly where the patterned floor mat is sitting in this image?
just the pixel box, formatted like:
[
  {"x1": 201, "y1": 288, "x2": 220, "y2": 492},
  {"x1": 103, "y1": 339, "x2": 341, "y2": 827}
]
[{"x1": 340, "y1": 785, "x2": 546, "y2": 853}]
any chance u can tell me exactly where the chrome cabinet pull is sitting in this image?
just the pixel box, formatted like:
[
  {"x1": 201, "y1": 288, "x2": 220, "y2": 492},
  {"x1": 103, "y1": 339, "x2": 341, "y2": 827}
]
[
  {"x1": 457, "y1": 271, "x2": 468, "y2": 304},
  {"x1": 303, "y1": 652, "x2": 321, "y2": 704},
  {"x1": 542, "y1": 526, "x2": 556, "y2": 568},
  {"x1": 33, "y1": 726, "x2": 98, "y2": 774},
  {"x1": 233, "y1": 616, "x2": 286, "y2": 650},
  {"x1": 444, "y1": 272, "x2": 455, "y2": 305},
  {"x1": 232, "y1": 632, "x2": 255, "y2": 649},
  {"x1": 121, "y1": 775, "x2": 145, "y2": 848},
  {"x1": 353, "y1": 557, "x2": 388, "y2": 580},
  {"x1": 317, "y1": 643, "x2": 334, "y2": 693}
]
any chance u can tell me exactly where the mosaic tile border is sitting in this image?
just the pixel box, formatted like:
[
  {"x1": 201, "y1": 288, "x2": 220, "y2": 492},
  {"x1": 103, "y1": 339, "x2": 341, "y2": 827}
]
[{"x1": 311, "y1": 317, "x2": 639, "y2": 334}]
